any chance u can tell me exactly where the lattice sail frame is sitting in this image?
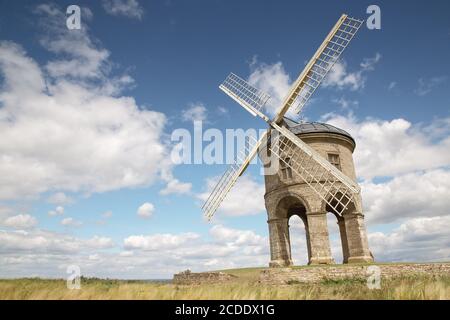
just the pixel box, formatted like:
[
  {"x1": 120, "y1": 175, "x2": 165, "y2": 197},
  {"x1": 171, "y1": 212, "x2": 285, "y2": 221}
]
[
  {"x1": 268, "y1": 123, "x2": 360, "y2": 215},
  {"x1": 274, "y1": 15, "x2": 364, "y2": 122},
  {"x1": 202, "y1": 14, "x2": 364, "y2": 220},
  {"x1": 219, "y1": 73, "x2": 271, "y2": 121},
  {"x1": 202, "y1": 132, "x2": 268, "y2": 220}
]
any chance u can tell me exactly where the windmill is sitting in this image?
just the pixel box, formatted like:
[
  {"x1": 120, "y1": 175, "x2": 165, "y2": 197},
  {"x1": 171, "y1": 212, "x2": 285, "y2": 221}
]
[{"x1": 203, "y1": 14, "x2": 364, "y2": 222}]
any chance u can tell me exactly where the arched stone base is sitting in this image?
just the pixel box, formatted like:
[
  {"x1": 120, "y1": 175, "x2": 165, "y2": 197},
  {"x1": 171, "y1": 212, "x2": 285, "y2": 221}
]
[{"x1": 265, "y1": 189, "x2": 373, "y2": 267}]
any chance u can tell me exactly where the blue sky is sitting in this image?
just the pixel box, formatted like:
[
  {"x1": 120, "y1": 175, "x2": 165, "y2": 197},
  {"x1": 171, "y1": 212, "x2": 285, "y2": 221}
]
[{"x1": 0, "y1": 0, "x2": 449, "y2": 279}]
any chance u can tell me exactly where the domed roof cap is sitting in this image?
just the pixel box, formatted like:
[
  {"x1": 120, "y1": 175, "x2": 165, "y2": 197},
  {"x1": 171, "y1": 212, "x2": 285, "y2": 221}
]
[{"x1": 282, "y1": 118, "x2": 355, "y2": 144}]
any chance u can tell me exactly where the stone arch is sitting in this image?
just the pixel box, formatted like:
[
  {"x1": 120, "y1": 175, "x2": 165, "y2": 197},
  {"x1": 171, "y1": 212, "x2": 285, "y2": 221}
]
[
  {"x1": 266, "y1": 190, "x2": 312, "y2": 267},
  {"x1": 324, "y1": 203, "x2": 349, "y2": 264},
  {"x1": 265, "y1": 188, "x2": 312, "y2": 219},
  {"x1": 278, "y1": 195, "x2": 311, "y2": 265},
  {"x1": 321, "y1": 193, "x2": 372, "y2": 264}
]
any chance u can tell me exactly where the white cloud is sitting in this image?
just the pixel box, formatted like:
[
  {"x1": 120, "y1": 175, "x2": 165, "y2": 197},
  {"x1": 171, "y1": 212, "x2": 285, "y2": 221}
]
[
  {"x1": 320, "y1": 113, "x2": 450, "y2": 226},
  {"x1": 124, "y1": 232, "x2": 200, "y2": 250},
  {"x1": 47, "y1": 192, "x2": 73, "y2": 205},
  {"x1": 159, "y1": 169, "x2": 192, "y2": 196},
  {"x1": 2, "y1": 214, "x2": 38, "y2": 229},
  {"x1": 210, "y1": 225, "x2": 265, "y2": 246},
  {"x1": 323, "y1": 53, "x2": 381, "y2": 91},
  {"x1": 137, "y1": 202, "x2": 155, "y2": 218},
  {"x1": 48, "y1": 206, "x2": 64, "y2": 217},
  {"x1": 181, "y1": 103, "x2": 207, "y2": 122},
  {"x1": 332, "y1": 96, "x2": 359, "y2": 109},
  {"x1": 102, "y1": 211, "x2": 113, "y2": 219},
  {"x1": 414, "y1": 76, "x2": 447, "y2": 96},
  {"x1": 246, "y1": 54, "x2": 380, "y2": 117},
  {"x1": 86, "y1": 235, "x2": 115, "y2": 249},
  {"x1": 35, "y1": 4, "x2": 110, "y2": 80},
  {"x1": 102, "y1": 0, "x2": 144, "y2": 20},
  {"x1": 160, "y1": 179, "x2": 192, "y2": 196},
  {"x1": 322, "y1": 113, "x2": 450, "y2": 180},
  {"x1": 198, "y1": 175, "x2": 265, "y2": 217},
  {"x1": 0, "y1": 230, "x2": 113, "y2": 255},
  {"x1": 0, "y1": 5, "x2": 172, "y2": 201},
  {"x1": 61, "y1": 217, "x2": 82, "y2": 227},
  {"x1": 368, "y1": 216, "x2": 450, "y2": 262},
  {"x1": 248, "y1": 61, "x2": 291, "y2": 116},
  {"x1": 362, "y1": 169, "x2": 450, "y2": 224}
]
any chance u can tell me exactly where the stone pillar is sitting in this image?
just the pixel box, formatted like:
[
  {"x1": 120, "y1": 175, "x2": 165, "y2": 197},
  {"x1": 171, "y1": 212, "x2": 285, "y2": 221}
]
[
  {"x1": 343, "y1": 213, "x2": 373, "y2": 263},
  {"x1": 268, "y1": 218, "x2": 293, "y2": 267},
  {"x1": 306, "y1": 212, "x2": 335, "y2": 264},
  {"x1": 337, "y1": 218, "x2": 350, "y2": 263}
]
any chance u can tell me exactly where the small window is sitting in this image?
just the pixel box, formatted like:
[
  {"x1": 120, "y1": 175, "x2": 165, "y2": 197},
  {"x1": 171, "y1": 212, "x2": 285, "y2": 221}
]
[
  {"x1": 328, "y1": 153, "x2": 341, "y2": 171},
  {"x1": 280, "y1": 157, "x2": 293, "y2": 180}
]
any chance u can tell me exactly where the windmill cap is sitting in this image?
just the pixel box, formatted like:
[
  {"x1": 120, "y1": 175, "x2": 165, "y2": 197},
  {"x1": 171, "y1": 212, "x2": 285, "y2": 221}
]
[{"x1": 282, "y1": 117, "x2": 355, "y2": 145}]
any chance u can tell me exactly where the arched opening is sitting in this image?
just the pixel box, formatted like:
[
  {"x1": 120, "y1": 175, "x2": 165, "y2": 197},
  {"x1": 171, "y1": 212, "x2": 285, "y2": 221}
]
[
  {"x1": 325, "y1": 195, "x2": 355, "y2": 264},
  {"x1": 326, "y1": 210, "x2": 345, "y2": 263},
  {"x1": 275, "y1": 195, "x2": 310, "y2": 265}
]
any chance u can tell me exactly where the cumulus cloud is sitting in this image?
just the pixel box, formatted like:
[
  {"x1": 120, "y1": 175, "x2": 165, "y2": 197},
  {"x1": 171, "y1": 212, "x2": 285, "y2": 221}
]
[
  {"x1": 2, "y1": 214, "x2": 38, "y2": 229},
  {"x1": 61, "y1": 217, "x2": 82, "y2": 227},
  {"x1": 368, "y1": 216, "x2": 450, "y2": 262},
  {"x1": 137, "y1": 202, "x2": 155, "y2": 218},
  {"x1": 361, "y1": 169, "x2": 450, "y2": 224},
  {"x1": 197, "y1": 175, "x2": 265, "y2": 217},
  {"x1": 159, "y1": 169, "x2": 192, "y2": 196},
  {"x1": 248, "y1": 62, "x2": 291, "y2": 115},
  {"x1": 85, "y1": 235, "x2": 115, "y2": 249},
  {"x1": 47, "y1": 192, "x2": 73, "y2": 206},
  {"x1": 323, "y1": 53, "x2": 381, "y2": 91},
  {"x1": 245, "y1": 54, "x2": 380, "y2": 117},
  {"x1": 181, "y1": 103, "x2": 208, "y2": 122},
  {"x1": 160, "y1": 179, "x2": 192, "y2": 195},
  {"x1": 0, "y1": 5, "x2": 173, "y2": 201},
  {"x1": 102, "y1": 0, "x2": 144, "y2": 20},
  {"x1": 210, "y1": 225, "x2": 265, "y2": 246},
  {"x1": 0, "y1": 230, "x2": 112, "y2": 255},
  {"x1": 48, "y1": 206, "x2": 64, "y2": 217},
  {"x1": 322, "y1": 113, "x2": 450, "y2": 180},
  {"x1": 124, "y1": 232, "x2": 200, "y2": 250}
]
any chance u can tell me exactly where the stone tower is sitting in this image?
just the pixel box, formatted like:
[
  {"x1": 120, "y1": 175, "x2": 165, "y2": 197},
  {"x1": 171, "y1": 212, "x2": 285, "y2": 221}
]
[{"x1": 263, "y1": 119, "x2": 373, "y2": 267}]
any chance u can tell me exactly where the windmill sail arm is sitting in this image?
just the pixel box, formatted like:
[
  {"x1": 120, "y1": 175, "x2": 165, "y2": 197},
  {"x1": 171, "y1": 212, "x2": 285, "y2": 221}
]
[
  {"x1": 219, "y1": 73, "x2": 271, "y2": 122},
  {"x1": 269, "y1": 124, "x2": 359, "y2": 215},
  {"x1": 274, "y1": 14, "x2": 364, "y2": 123},
  {"x1": 202, "y1": 131, "x2": 268, "y2": 220},
  {"x1": 271, "y1": 123, "x2": 360, "y2": 193}
]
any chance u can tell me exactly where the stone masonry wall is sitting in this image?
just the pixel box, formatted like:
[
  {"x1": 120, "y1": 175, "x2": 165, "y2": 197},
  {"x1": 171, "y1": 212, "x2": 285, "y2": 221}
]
[
  {"x1": 259, "y1": 263, "x2": 450, "y2": 284},
  {"x1": 173, "y1": 270, "x2": 237, "y2": 285}
]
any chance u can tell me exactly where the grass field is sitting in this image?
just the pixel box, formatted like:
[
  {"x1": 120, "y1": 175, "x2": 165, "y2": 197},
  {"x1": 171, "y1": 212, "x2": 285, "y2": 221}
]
[{"x1": 1, "y1": 273, "x2": 449, "y2": 300}]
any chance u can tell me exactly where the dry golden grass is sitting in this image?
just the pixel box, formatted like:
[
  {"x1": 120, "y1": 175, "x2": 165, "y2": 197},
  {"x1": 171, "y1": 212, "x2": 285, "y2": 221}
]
[{"x1": 0, "y1": 275, "x2": 449, "y2": 300}]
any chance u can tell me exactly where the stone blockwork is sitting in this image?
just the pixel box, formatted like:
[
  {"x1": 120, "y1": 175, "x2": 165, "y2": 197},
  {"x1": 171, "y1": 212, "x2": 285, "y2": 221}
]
[
  {"x1": 173, "y1": 270, "x2": 237, "y2": 285},
  {"x1": 259, "y1": 264, "x2": 450, "y2": 284},
  {"x1": 263, "y1": 121, "x2": 373, "y2": 267}
]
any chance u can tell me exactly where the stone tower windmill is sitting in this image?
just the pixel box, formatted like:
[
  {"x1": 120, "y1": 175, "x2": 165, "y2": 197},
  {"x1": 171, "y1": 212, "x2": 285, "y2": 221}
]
[
  {"x1": 202, "y1": 14, "x2": 373, "y2": 266},
  {"x1": 264, "y1": 119, "x2": 372, "y2": 266}
]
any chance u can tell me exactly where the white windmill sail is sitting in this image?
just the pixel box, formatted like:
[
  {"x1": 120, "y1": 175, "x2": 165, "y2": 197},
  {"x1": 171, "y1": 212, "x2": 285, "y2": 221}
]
[
  {"x1": 203, "y1": 14, "x2": 364, "y2": 220},
  {"x1": 274, "y1": 15, "x2": 364, "y2": 122},
  {"x1": 268, "y1": 123, "x2": 360, "y2": 215},
  {"x1": 219, "y1": 73, "x2": 271, "y2": 121},
  {"x1": 202, "y1": 131, "x2": 268, "y2": 220}
]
